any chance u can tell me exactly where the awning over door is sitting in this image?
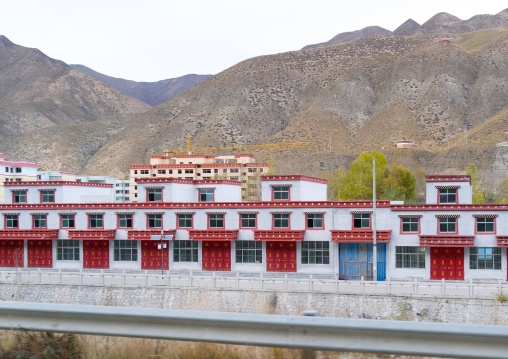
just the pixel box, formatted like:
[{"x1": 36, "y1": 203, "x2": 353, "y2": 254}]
[
  {"x1": 128, "y1": 229, "x2": 176, "y2": 241},
  {"x1": 419, "y1": 235, "x2": 474, "y2": 247},
  {"x1": 0, "y1": 229, "x2": 59, "y2": 240},
  {"x1": 188, "y1": 230, "x2": 238, "y2": 241},
  {"x1": 68, "y1": 230, "x2": 116, "y2": 241},
  {"x1": 331, "y1": 230, "x2": 391, "y2": 243},
  {"x1": 253, "y1": 230, "x2": 305, "y2": 241}
]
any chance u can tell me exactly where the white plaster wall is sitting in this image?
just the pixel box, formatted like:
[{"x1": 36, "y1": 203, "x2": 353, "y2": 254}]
[
  {"x1": 426, "y1": 181, "x2": 472, "y2": 204},
  {"x1": 298, "y1": 181, "x2": 327, "y2": 201}
]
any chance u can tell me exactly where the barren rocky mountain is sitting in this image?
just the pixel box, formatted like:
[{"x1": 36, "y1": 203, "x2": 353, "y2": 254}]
[
  {"x1": 70, "y1": 64, "x2": 211, "y2": 106},
  {"x1": 0, "y1": 35, "x2": 149, "y2": 137},
  {"x1": 0, "y1": 12, "x2": 507, "y2": 191},
  {"x1": 305, "y1": 8, "x2": 508, "y2": 49}
]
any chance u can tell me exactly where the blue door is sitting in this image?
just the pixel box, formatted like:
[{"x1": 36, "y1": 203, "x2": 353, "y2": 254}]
[{"x1": 339, "y1": 243, "x2": 386, "y2": 281}]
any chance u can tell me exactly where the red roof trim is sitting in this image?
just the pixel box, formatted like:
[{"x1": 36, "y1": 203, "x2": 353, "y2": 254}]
[
  {"x1": 0, "y1": 160, "x2": 38, "y2": 168},
  {"x1": 330, "y1": 230, "x2": 391, "y2": 243},
  {"x1": 127, "y1": 229, "x2": 176, "y2": 241},
  {"x1": 4, "y1": 181, "x2": 113, "y2": 188},
  {"x1": 425, "y1": 175, "x2": 471, "y2": 183},
  {"x1": 391, "y1": 204, "x2": 508, "y2": 210},
  {"x1": 0, "y1": 200, "x2": 390, "y2": 210},
  {"x1": 67, "y1": 230, "x2": 116, "y2": 240},
  {"x1": 0, "y1": 229, "x2": 59, "y2": 240},
  {"x1": 261, "y1": 175, "x2": 328, "y2": 184},
  {"x1": 188, "y1": 229, "x2": 238, "y2": 241}
]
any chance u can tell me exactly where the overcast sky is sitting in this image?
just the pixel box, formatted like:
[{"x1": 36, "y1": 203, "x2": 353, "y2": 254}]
[{"x1": 1, "y1": 1, "x2": 506, "y2": 82}]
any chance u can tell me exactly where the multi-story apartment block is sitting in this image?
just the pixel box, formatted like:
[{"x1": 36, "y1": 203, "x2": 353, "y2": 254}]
[
  {"x1": 0, "y1": 153, "x2": 39, "y2": 203},
  {"x1": 129, "y1": 154, "x2": 268, "y2": 202},
  {"x1": 0, "y1": 173, "x2": 507, "y2": 282}
]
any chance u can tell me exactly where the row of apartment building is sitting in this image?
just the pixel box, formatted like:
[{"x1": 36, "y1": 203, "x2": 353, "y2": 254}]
[{"x1": 0, "y1": 172, "x2": 506, "y2": 281}]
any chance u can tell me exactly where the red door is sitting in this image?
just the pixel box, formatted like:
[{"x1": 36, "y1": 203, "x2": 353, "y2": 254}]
[
  {"x1": 83, "y1": 240, "x2": 110, "y2": 269},
  {"x1": 0, "y1": 240, "x2": 24, "y2": 267},
  {"x1": 27, "y1": 240, "x2": 52, "y2": 268},
  {"x1": 202, "y1": 241, "x2": 231, "y2": 271},
  {"x1": 430, "y1": 247, "x2": 464, "y2": 280},
  {"x1": 266, "y1": 242, "x2": 297, "y2": 272},
  {"x1": 141, "y1": 240, "x2": 169, "y2": 270}
]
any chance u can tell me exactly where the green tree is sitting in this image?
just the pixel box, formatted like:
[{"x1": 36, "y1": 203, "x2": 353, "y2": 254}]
[
  {"x1": 266, "y1": 155, "x2": 277, "y2": 175},
  {"x1": 337, "y1": 151, "x2": 387, "y2": 200},
  {"x1": 334, "y1": 151, "x2": 416, "y2": 202},
  {"x1": 466, "y1": 163, "x2": 485, "y2": 204}
]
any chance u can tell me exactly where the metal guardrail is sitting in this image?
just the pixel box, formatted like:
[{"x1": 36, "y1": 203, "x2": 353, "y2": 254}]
[
  {"x1": 1, "y1": 268, "x2": 507, "y2": 299},
  {"x1": 1, "y1": 301, "x2": 507, "y2": 358}
]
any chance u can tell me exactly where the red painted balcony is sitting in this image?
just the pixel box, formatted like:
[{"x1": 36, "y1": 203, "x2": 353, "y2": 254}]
[
  {"x1": 0, "y1": 229, "x2": 59, "y2": 240},
  {"x1": 188, "y1": 230, "x2": 238, "y2": 241},
  {"x1": 419, "y1": 235, "x2": 474, "y2": 247},
  {"x1": 497, "y1": 236, "x2": 508, "y2": 248},
  {"x1": 67, "y1": 230, "x2": 116, "y2": 241},
  {"x1": 127, "y1": 229, "x2": 176, "y2": 241},
  {"x1": 253, "y1": 230, "x2": 305, "y2": 241},
  {"x1": 330, "y1": 230, "x2": 391, "y2": 243}
]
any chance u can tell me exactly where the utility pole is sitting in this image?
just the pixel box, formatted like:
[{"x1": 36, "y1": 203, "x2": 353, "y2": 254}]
[{"x1": 372, "y1": 157, "x2": 377, "y2": 281}]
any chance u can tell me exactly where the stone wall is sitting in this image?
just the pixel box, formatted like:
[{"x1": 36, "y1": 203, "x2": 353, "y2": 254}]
[{"x1": 1, "y1": 284, "x2": 507, "y2": 325}]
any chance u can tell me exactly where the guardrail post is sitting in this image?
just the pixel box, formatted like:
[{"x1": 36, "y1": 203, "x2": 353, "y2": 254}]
[
  {"x1": 309, "y1": 275, "x2": 313, "y2": 291},
  {"x1": 498, "y1": 279, "x2": 502, "y2": 295},
  {"x1": 145, "y1": 270, "x2": 148, "y2": 287},
  {"x1": 16, "y1": 267, "x2": 20, "y2": 283},
  {"x1": 387, "y1": 277, "x2": 391, "y2": 295},
  {"x1": 260, "y1": 273, "x2": 263, "y2": 290},
  {"x1": 58, "y1": 268, "x2": 62, "y2": 284},
  {"x1": 101, "y1": 269, "x2": 104, "y2": 286},
  {"x1": 189, "y1": 271, "x2": 193, "y2": 287},
  {"x1": 213, "y1": 272, "x2": 216, "y2": 288},
  {"x1": 284, "y1": 274, "x2": 288, "y2": 291},
  {"x1": 414, "y1": 278, "x2": 418, "y2": 296},
  {"x1": 37, "y1": 268, "x2": 40, "y2": 284},
  {"x1": 441, "y1": 278, "x2": 445, "y2": 296},
  {"x1": 361, "y1": 276, "x2": 364, "y2": 293},
  {"x1": 79, "y1": 269, "x2": 83, "y2": 285},
  {"x1": 469, "y1": 279, "x2": 473, "y2": 297},
  {"x1": 235, "y1": 272, "x2": 239, "y2": 289},
  {"x1": 302, "y1": 310, "x2": 318, "y2": 359},
  {"x1": 122, "y1": 270, "x2": 126, "y2": 286},
  {"x1": 335, "y1": 275, "x2": 338, "y2": 292}
]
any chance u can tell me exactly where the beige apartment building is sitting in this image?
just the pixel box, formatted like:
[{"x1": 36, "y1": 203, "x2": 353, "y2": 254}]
[
  {"x1": 130, "y1": 154, "x2": 268, "y2": 201},
  {"x1": 0, "y1": 153, "x2": 39, "y2": 203}
]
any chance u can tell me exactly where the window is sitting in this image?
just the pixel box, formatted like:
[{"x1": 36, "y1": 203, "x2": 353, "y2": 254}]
[
  {"x1": 199, "y1": 188, "x2": 214, "y2": 202},
  {"x1": 438, "y1": 217, "x2": 457, "y2": 233},
  {"x1": 147, "y1": 188, "x2": 162, "y2": 202},
  {"x1": 240, "y1": 213, "x2": 256, "y2": 228},
  {"x1": 117, "y1": 214, "x2": 133, "y2": 228},
  {"x1": 114, "y1": 240, "x2": 138, "y2": 261},
  {"x1": 15, "y1": 167, "x2": 21, "y2": 173},
  {"x1": 5, "y1": 214, "x2": 19, "y2": 229},
  {"x1": 140, "y1": 170, "x2": 149, "y2": 175},
  {"x1": 60, "y1": 214, "x2": 75, "y2": 228},
  {"x1": 147, "y1": 214, "x2": 162, "y2": 228},
  {"x1": 202, "y1": 169, "x2": 211, "y2": 174},
  {"x1": 230, "y1": 168, "x2": 239, "y2": 173},
  {"x1": 476, "y1": 217, "x2": 495, "y2": 233},
  {"x1": 395, "y1": 246, "x2": 425, "y2": 268},
  {"x1": 12, "y1": 190, "x2": 27, "y2": 203},
  {"x1": 439, "y1": 188, "x2": 457, "y2": 204},
  {"x1": 470, "y1": 248, "x2": 501, "y2": 269},
  {"x1": 134, "y1": 170, "x2": 138, "y2": 175},
  {"x1": 353, "y1": 213, "x2": 370, "y2": 229},
  {"x1": 301, "y1": 242, "x2": 329, "y2": 264},
  {"x1": 273, "y1": 213, "x2": 289, "y2": 229},
  {"x1": 185, "y1": 169, "x2": 193, "y2": 174},
  {"x1": 306, "y1": 213, "x2": 324, "y2": 229},
  {"x1": 236, "y1": 241, "x2": 262, "y2": 263},
  {"x1": 49, "y1": 175, "x2": 61, "y2": 180},
  {"x1": 177, "y1": 213, "x2": 193, "y2": 228},
  {"x1": 40, "y1": 190, "x2": 55, "y2": 203},
  {"x1": 57, "y1": 240, "x2": 80, "y2": 261},
  {"x1": 208, "y1": 213, "x2": 224, "y2": 228},
  {"x1": 273, "y1": 186, "x2": 290, "y2": 200},
  {"x1": 157, "y1": 169, "x2": 166, "y2": 174},
  {"x1": 173, "y1": 240, "x2": 198, "y2": 262},
  {"x1": 33, "y1": 214, "x2": 47, "y2": 229},
  {"x1": 401, "y1": 217, "x2": 419, "y2": 233},
  {"x1": 88, "y1": 214, "x2": 103, "y2": 228}
]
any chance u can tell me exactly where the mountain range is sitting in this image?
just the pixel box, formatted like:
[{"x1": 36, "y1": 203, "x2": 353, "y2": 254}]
[
  {"x1": 0, "y1": 8, "x2": 507, "y2": 192},
  {"x1": 70, "y1": 65, "x2": 211, "y2": 106}
]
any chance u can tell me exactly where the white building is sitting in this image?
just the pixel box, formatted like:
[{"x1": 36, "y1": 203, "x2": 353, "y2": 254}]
[{"x1": 0, "y1": 174, "x2": 506, "y2": 282}]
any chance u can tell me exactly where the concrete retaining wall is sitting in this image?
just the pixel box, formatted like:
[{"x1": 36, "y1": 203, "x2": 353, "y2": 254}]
[{"x1": 1, "y1": 284, "x2": 507, "y2": 325}]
